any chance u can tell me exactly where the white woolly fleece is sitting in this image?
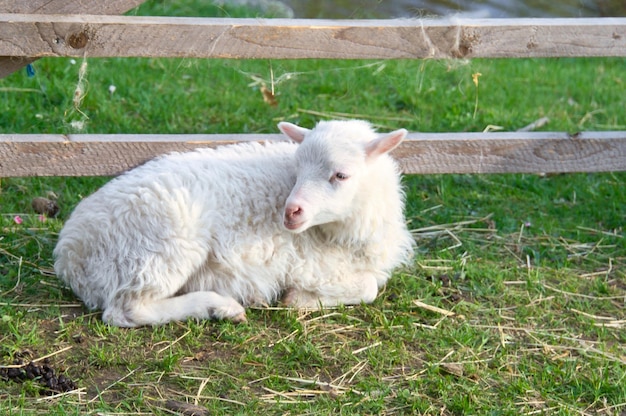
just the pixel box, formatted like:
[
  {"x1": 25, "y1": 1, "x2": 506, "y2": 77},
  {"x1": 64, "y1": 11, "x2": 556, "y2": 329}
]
[{"x1": 54, "y1": 120, "x2": 415, "y2": 327}]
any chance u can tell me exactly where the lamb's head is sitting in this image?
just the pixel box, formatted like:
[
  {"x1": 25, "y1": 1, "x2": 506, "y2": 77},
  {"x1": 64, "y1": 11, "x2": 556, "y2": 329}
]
[{"x1": 278, "y1": 120, "x2": 407, "y2": 233}]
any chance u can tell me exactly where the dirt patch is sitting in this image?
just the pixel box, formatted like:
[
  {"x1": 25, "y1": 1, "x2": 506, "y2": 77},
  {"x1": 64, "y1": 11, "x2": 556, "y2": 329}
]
[{"x1": 431, "y1": 273, "x2": 473, "y2": 304}]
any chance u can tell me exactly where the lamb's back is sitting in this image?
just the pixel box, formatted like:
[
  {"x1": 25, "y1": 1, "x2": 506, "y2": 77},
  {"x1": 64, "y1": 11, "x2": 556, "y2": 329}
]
[{"x1": 54, "y1": 141, "x2": 298, "y2": 295}]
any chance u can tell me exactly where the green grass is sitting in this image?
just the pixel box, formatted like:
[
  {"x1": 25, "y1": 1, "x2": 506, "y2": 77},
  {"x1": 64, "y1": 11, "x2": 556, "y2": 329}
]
[{"x1": 1, "y1": 1, "x2": 625, "y2": 414}]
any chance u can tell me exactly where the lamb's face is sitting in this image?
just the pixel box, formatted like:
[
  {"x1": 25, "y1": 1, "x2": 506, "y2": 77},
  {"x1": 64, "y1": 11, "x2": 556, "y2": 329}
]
[
  {"x1": 277, "y1": 120, "x2": 407, "y2": 233},
  {"x1": 283, "y1": 134, "x2": 367, "y2": 233}
]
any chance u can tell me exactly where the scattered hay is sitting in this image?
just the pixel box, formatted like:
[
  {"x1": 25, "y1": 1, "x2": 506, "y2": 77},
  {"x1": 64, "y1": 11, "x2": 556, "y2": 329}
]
[
  {"x1": 411, "y1": 214, "x2": 496, "y2": 252},
  {"x1": 254, "y1": 375, "x2": 359, "y2": 403},
  {"x1": 412, "y1": 299, "x2": 464, "y2": 320}
]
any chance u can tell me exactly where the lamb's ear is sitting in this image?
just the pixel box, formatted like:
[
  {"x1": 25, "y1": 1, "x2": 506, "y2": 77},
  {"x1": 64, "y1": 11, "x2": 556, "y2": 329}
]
[
  {"x1": 278, "y1": 122, "x2": 310, "y2": 143},
  {"x1": 365, "y1": 129, "x2": 407, "y2": 160}
]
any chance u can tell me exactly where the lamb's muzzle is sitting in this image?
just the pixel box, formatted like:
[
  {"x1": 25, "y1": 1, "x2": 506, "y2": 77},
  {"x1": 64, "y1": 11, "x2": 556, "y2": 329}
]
[{"x1": 283, "y1": 203, "x2": 304, "y2": 231}]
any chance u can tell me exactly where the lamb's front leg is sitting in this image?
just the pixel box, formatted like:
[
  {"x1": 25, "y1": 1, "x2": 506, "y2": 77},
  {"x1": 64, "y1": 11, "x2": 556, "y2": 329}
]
[
  {"x1": 103, "y1": 291, "x2": 247, "y2": 327},
  {"x1": 282, "y1": 273, "x2": 380, "y2": 308}
]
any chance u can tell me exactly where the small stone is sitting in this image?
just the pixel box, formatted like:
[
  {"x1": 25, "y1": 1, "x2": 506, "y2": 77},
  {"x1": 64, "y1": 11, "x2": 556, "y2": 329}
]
[{"x1": 31, "y1": 197, "x2": 59, "y2": 217}]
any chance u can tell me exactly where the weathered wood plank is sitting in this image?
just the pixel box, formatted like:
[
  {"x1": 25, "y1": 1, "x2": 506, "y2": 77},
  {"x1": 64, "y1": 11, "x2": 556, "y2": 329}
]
[
  {"x1": 0, "y1": 15, "x2": 625, "y2": 59},
  {"x1": 2, "y1": 131, "x2": 625, "y2": 177},
  {"x1": 0, "y1": 0, "x2": 145, "y2": 14},
  {"x1": 0, "y1": 0, "x2": 144, "y2": 78}
]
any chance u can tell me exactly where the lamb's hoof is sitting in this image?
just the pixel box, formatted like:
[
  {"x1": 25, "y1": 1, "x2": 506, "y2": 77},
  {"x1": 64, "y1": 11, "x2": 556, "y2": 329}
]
[
  {"x1": 231, "y1": 312, "x2": 247, "y2": 324},
  {"x1": 280, "y1": 288, "x2": 320, "y2": 308},
  {"x1": 280, "y1": 287, "x2": 297, "y2": 306},
  {"x1": 213, "y1": 297, "x2": 246, "y2": 322}
]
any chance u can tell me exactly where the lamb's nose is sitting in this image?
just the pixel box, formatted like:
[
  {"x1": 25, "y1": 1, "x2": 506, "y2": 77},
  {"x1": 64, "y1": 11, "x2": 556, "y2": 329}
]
[{"x1": 285, "y1": 204, "x2": 303, "y2": 220}]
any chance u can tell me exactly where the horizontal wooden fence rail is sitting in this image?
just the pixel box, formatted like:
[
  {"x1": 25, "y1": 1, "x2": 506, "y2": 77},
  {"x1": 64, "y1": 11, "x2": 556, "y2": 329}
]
[
  {"x1": 1, "y1": 15, "x2": 626, "y2": 60},
  {"x1": 2, "y1": 131, "x2": 625, "y2": 177}
]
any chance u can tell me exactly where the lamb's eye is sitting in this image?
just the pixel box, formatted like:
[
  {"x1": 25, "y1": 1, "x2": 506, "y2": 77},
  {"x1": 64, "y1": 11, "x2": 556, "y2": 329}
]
[{"x1": 332, "y1": 172, "x2": 349, "y2": 182}]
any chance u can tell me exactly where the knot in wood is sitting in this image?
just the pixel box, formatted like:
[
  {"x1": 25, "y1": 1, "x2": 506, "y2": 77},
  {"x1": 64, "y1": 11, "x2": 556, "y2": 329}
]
[
  {"x1": 67, "y1": 32, "x2": 89, "y2": 49},
  {"x1": 455, "y1": 31, "x2": 478, "y2": 58}
]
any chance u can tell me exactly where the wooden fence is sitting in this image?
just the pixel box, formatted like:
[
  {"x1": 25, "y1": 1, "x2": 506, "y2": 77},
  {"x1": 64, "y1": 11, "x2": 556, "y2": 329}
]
[{"x1": 1, "y1": 0, "x2": 625, "y2": 177}]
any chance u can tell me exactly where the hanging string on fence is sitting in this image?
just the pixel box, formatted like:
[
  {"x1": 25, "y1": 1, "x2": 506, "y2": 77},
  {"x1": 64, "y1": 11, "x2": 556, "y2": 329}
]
[{"x1": 73, "y1": 58, "x2": 89, "y2": 119}]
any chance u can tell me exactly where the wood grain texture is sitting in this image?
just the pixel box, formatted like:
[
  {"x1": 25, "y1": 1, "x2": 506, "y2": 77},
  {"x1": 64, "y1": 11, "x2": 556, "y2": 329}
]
[
  {"x1": 0, "y1": 15, "x2": 625, "y2": 59},
  {"x1": 0, "y1": 0, "x2": 145, "y2": 14},
  {"x1": 0, "y1": 0, "x2": 144, "y2": 78},
  {"x1": 2, "y1": 132, "x2": 625, "y2": 177}
]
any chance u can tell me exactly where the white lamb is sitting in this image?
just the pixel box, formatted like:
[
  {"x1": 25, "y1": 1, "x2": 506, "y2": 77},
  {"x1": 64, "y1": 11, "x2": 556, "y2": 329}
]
[{"x1": 53, "y1": 120, "x2": 414, "y2": 327}]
